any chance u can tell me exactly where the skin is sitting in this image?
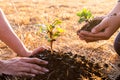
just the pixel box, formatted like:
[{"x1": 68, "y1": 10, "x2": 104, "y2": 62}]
[
  {"x1": 78, "y1": 2, "x2": 120, "y2": 42},
  {"x1": 0, "y1": 58, "x2": 48, "y2": 77},
  {"x1": 0, "y1": 9, "x2": 49, "y2": 76}
]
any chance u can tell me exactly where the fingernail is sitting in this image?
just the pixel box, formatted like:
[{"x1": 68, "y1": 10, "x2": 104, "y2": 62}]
[
  {"x1": 31, "y1": 74, "x2": 35, "y2": 77},
  {"x1": 80, "y1": 30, "x2": 84, "y2": 33},
  {"x1": 43, "y1": 68, "x2": 49, "y2": 72},
  {"x1": 91, "y1": 29, "x2": 96, "y2": 33},
  {"x1": 44, "y1": 61, "x2": 48, "y2": 64},
  {"x1": 40, "y1": 60, "x2": 48, "y2": 64}
]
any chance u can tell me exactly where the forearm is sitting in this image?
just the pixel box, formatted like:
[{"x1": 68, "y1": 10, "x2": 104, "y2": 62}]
[
  {"x1": 106, "y1": 1, "x2": 120, "y2": 28},
  {"x1": 107, "y1": 1, "x2": 120, "y2": 16},
  {"x1": 0, "y1": 9, "x2": 30, "y2": 57},
  {"x1": 0, "y1": 60, "x2": 5, "y2": 74}
]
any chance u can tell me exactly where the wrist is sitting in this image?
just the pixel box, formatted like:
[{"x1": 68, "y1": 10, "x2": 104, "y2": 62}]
[
  {"x1": 25, "y1": 50, "x2": 32, "y2": 57},
  {"x1": 18, "y1": 49, "x2": 32, "y2": 57}
]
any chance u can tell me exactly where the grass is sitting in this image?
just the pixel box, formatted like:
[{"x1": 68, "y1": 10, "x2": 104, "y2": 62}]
[{"x1": 0, "y1": 0, "x2": 120, "y2": 80}]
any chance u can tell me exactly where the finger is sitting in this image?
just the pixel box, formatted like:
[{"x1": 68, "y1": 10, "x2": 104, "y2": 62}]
[
  {"x1": 81, "y1": 30, "x2": 111, "y2": 41},
  {"x1": 21, "y1": 63, "x2": 49, "y2": 73},
  {"x1": 79, "y1": 31, "x2": 107, "y2": 42},
  {"x1": 32, "y1": 46, "x2": 46, "y2": 55},
  {"x1": 77, "y1": 29, "x2": 81, "y2": 35},
  {"x1": 16, "y1": 72, "x2": 36, "y2": 77},
  {"x1": 30, "y1": 69, "x2": 45, "y2": 74},
  {"x1": 91, "y1": 20, "x2": 107, "y2": 33},
  {"x1": 78, "y1": 33, "x2": 86, "y2": 40},
  {"x1": 21, "y1": 58, "x2": 48, "y2": 65},
  {"x1": 84, "y1": 37, "x2": 102, "y2": 42},
  {"x1": 31, "y1": 65, "x2": 49, "y2": 73},
  {"x1": 85, "y1": 39, "x2": 100, "y2": 43},
  {"x1": 80, "y1": 30, "x2": 106, "y2": 38},
  {"x1": 19, "y1": 67, "x2": 45, "y2": 74}
]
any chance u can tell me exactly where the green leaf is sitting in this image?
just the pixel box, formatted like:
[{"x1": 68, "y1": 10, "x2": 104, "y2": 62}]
[
  {"x1": 77, "y1": 8, "x2": 93, "y2": 23},
  {"x1": 52, "y1": 28, "x2": 64, "y2": 39},
  {"x1": 52, "y1": 32, "x2": 60, "y2": 39},
  {"x1": 52, "y1": 19, "x2": 62, "y2": 27},
  {"x1": 36, "y1": 19, "x2": 63, "y2": 46},
  {"x1": 86, "y1": 11, "x2": 93, "y2": 19},
  {"x1": 57, "y1": 27, "x2": 64, "y2": 33},
  {"x1": 78, "y1": 17, "x2": 86, "y2": 23},
  {"x1": 47, "y1": 25, "x2": 54, "y2": 32}
]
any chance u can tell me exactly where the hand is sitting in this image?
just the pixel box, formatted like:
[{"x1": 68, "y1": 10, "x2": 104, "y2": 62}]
[
  {"x1": 24, "y1": 46, "x2": 48, "y2": 57},
  {"x1": 77, "y1": 14, "x2": 120, "y2": 42},
  {"x1": 0, "y1": 57, "x2": 49, "y2": 77}
]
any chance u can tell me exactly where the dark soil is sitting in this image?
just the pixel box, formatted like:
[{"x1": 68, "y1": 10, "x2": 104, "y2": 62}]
[
  {"x1": 115, "y1": 61, "x2": 120, "y2": 80},
  {"x1": 116, "y1": 75, "x2": 120, "y2": 80},
  {"x1": 0, "y1": 50, "x2": 111, "y2": 80},
  {"x1": 77, "y1": 17, "x2": 104, "y2": 34}
]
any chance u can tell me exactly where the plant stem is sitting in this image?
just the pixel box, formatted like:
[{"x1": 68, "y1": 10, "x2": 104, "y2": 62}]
[
  {"x1": 50, "y1": 41, "x2": 53, "y2": 54},
  {"x1": 50, "y1": 31, "x2": 53, "y2": 54}
]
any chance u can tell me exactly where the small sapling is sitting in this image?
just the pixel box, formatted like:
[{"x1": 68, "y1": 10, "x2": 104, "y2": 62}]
[
  {"x1": 77, "y1": 8, "x2": 94, "y2": 23},
  {"x1": 77, "y1": 8, "x2": 103, "y2": 32},
  {"x1": 38, "y1": 19, "x2": 64, "y2": 53}
]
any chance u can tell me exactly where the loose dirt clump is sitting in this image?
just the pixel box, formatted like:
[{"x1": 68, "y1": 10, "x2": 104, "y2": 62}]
[
  {"x1": 77, "y1": 17, "x2": 104, "y2": 33},
  {"x1": 0, "y1": 50, "x2": 111, "y2": 80}
]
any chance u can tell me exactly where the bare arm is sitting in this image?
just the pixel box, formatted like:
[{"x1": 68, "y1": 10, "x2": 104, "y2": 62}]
[
  {"x1": 0, "y1": 57, "x2": 49, "y2": 76},
  {"x1": 91, "y1": 1, "x2": 120, "y2": 34},
  {"x1": 107, "y1": 2, "x2": 120, "y2": 16},
  {"x1": 0, "y1": 9, "x2": 31, "y2": 56},
  {"x1": 78, "y1": 1, "x2": 120, "y2": 42}
]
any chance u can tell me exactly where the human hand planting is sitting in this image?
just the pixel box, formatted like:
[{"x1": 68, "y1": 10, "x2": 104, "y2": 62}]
[
  {"x1": 0, "y1": 57, "x2": 49, "y2": 77},
  {"x1": 78, "y1": 14, "x2": 120, "y2": 42}
]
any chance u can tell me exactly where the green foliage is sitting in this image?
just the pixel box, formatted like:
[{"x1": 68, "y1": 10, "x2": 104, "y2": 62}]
[
  {"x1": 77, "y1": 8, "x2": 94, "y2": 23},
  {"x1": 37, "y1": 19, "x2": 64, "y2": 53},
  {"x1": 39, "y1": 20, "x2": 63, "y2": 41}
]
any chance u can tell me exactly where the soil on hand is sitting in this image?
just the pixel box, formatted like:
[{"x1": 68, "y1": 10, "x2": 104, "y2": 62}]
[
  {"x1": 77, "y1": 17, "x2": 104, "y2": 34},
  {"x1": 0, "y1": 50, "x2": 111, "y2": 80}
]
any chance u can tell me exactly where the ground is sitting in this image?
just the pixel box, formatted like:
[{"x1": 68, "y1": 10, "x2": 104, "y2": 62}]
[{"x1": 0, "y1": 0, "x2": 120, "y2": 80}]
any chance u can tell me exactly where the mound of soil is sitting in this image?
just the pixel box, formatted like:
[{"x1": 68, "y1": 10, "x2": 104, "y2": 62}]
[
  {"x1": 0, "y1": 50, "x2": 111, "y2": 80},
  {"x1": 77, "y1": 17, "x2": 104, "y2": 34}
]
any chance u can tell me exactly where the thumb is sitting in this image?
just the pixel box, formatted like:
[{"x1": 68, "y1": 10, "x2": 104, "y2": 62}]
[
  {"x1": 91, "y1": 17, "x2": 108, "y2": 33},
  {"x1": 32, "y1": 46, "x2": 45, "y2": 55},
  {"x1": 91, "y1": 22, "x2": 106, "y2": 34}
]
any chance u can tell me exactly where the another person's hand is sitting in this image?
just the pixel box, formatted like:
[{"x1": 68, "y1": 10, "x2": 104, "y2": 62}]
[
  {"x1": 0, "y1": 57, "x2": 49, "y2": 77},
  {"x1": 77, "y1": 14, "x2": 120, "y2": 42}
]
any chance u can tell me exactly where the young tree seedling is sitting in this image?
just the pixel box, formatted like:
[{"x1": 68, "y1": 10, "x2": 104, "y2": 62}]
[
  {"x1": 77, "y1": 8, "x2": 94, "y2": 23},
  {"x1": 38, "y1": 19, "x2": 64, "y2": 54},
  {"x1": 76, "y1": 8, "x2": 104, "y2": 32}
]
